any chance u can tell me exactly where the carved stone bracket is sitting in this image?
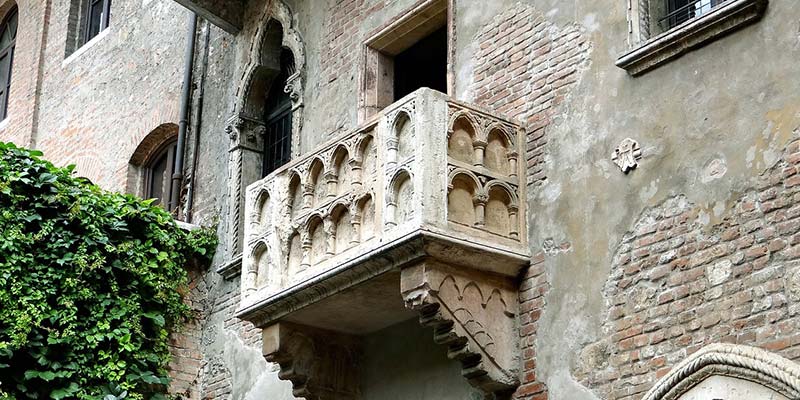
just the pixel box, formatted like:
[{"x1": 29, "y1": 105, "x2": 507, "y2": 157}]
[
  {"x1": 262, "y1": 322, "x2": 361, "y2": 400},
  {"x1": 400, "y1": 261, "x2": 520, "y2": 398}
]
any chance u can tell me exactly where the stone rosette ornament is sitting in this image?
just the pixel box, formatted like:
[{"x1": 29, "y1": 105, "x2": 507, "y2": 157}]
[{"x1": 612, "y1": 138, "x2": 642, "y2": 173}]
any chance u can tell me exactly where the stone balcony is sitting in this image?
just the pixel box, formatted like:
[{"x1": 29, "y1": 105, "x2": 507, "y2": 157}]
[{"x1": 237, "y1": 88, "x2": 529, "y2": 398}]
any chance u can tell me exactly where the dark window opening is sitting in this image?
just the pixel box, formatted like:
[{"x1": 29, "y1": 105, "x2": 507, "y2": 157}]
[
  {"x1": 262, "y1": 49, "x2": 295, "y2": 177},
  {"x1": 85, "y1": 0, "x2": 111, "y2": 43},
  {"x1": 661, "y1": 0, "x2": 721, "y2": 30},
  {"x1": 146, "y1": 140, "x2": 177, "y2": 211},
  {"x1": 0, "y1": 6, "x2": 17, "y2": 121},
  {"x1": 393, "y1": 26, "x2": 447, "y2": 101}
]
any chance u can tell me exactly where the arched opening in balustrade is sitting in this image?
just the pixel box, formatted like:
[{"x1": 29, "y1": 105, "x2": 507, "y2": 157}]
[
  {"x1": 447, "y1": 171, "x2": 479, "y2": 226},
  {"x1": 448, "y1": 116, "x2": 476, "y2": 165},
  {"x1": 331, "y1": 145, "x2": 351, "y2": 196},
  {"x1": 331, "y1": 203, "x2": 354, "y2": 254},
  {"x1": 485, "y1": 128, "x2": 512, "y2": 176}
]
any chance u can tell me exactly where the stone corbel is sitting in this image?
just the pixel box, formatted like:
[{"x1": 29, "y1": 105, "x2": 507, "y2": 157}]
[
  {"x1": 400, "y1": 261, "x2": 520, "y2": 398},
  {"x1": 262, "y1": 322, "x2": 361, "y2": 400}
]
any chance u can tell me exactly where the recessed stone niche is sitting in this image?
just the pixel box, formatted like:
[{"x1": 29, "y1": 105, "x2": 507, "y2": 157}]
[{"x1": 238, "y1": 88, "x2": 528, "y2": 399}]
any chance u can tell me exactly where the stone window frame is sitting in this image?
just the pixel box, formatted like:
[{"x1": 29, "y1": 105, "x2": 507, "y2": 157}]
[
  {"x1": 358, "y1": 0, "x2": 455, "y2": 121},
  {"x1": 65, "y1": 0, "x2": 112, "y2": 58},
  {"x1": 617, "y1": 0, "x2": 767, "y2": 76}
]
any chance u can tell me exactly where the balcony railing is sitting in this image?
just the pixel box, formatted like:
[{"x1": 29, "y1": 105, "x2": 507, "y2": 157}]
[{"x1": 239, "y1": 88, "x2": 527, "y2": 315}]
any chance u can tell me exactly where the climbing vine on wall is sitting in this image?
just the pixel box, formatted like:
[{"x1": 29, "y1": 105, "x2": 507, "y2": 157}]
[{"x1": 0, "y1": 142, "x2": 217, "y2": 399}]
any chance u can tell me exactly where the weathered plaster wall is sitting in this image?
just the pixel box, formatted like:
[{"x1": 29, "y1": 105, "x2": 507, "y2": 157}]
[{"x1": 360, "y1": 319, "x2": 483, "y2": 400}]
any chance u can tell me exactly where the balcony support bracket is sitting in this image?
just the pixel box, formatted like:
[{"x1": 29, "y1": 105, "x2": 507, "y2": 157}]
[
  {"x1": 400, "y1": 260, "x2": 520, "y2": 398},
  {"x1": 262, "y1": 322, "x2": 362, "y2": 400}
]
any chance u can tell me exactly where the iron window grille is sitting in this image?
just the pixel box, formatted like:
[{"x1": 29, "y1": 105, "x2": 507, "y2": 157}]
[
  {"x1": 262, "y1": 49, "x2": 295, "y2": 177},
  {"x1": 660, "y1": 0, "x2": 722, "y2": 31}
]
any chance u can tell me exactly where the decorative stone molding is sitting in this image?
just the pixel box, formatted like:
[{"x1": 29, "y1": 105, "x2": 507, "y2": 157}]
[
  {"x1": 401, "y1": 261, "x2": 520, "y2": 397},
  {"x1": 642, "y1": 343, "x2": 800, "y2": 400},
  {"x1": 611, "y1": 137, "x2": 642, "y2": 173},
  {"x1": 262, "y1": 322, "x2": 361, "y2": 400},
  {"x1": 617, "y1": 0, "x2": 768, "y2": 76}
]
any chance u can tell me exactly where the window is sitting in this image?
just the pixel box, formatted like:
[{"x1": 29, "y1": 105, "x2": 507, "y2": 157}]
[
  {"x1": 0, "y1": 6, "x2": 17, "y2": 121},
  {"x1": 65, "y1": 0, "x2": 111, "y2": 57},
  {"x1": 617, "y1": 0, "x2": 767, "y2": 75},
  {"x1": 145, "y1": 140, "x2": 178, "y2": 211},
  {"x1": 85, "y1": 0, "x2": 111, "y2": 43},
  {"x1": 262, "y1": 49, "x2": 295, "y2": 177},
  {"x1": 361, "y1": 0, "x2": 450, "y2": 118}
]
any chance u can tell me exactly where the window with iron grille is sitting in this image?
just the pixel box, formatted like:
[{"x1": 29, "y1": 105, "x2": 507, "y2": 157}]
[
  {"x1": 0, "y1": 6, "x2": 17, "y2": 121},
  {"x1": 618, "y1": 0, "x2": 767, "y2": 75},
  {"x1": 262, "y1": 49, "x2": 295, "y2": 177}
]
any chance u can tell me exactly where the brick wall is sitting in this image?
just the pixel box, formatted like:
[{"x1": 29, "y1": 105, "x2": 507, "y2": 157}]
[
  {"x1": 470, "y1": 2, "x2": 590, "y2": 188},
  {"x1": 574, "y1": 137, "x2": 800, "y2": 400},
  {"x1": 168, "y1": 267, "x2": 207, "y2": 400},
  {"x1": 321, "y1": 0, "x2": 386, "y2": 85},
  {"x1": 514, "y1": 252, "x2": 549, "y2": 400},
  {"x1": 0, "y1": 0, "x2": 48, "y2": 147}
]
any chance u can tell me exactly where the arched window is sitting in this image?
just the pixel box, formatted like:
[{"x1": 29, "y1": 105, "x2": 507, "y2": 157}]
[
  {"x1": 0, "y1": 6, "x2": 17, "y2": 121},
  {"x1": 127, "y1": 123, "x2": 179, "y2": 212},
  {"x1": 145, "y1": 140, "x2": 178, "y2": 211},
  {"x1": 262, "y1": 48, "x2": 295, "y2": 177}
]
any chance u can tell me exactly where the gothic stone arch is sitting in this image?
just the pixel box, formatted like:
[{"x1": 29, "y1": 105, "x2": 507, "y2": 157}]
[
  {"x1": 221, "y1": 0, "x2": 306, "y2": 277},
  {"x1": 643, "y1": 343, "x2": 800, "y2": 400}
]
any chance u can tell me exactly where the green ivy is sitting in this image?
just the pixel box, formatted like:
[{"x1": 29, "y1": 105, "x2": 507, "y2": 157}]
[{"x1": 0, "y1": 142, "x2": 217, "y2": 399}]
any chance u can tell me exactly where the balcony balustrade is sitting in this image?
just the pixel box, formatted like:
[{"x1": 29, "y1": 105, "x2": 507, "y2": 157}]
[{"x1": 237, "y1": 88, "x2": 529, "y2": 399}]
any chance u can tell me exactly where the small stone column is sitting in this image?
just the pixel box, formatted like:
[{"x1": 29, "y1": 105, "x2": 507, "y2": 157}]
[
  {"x1": 473, "y1": 193, "x2": 489, "y2": 227},
  {"x1": 302, "y1": 182, "x2": 314, "y2": 209},
  {"x1": 387, "y1": 137, "x2": 399, "y2": 168},
  {"x1": 473, "y1": 139, "x2": 487, "y2": 167},
  {"x1": 349, "y1": 159, "x2": 363, "y2": 188},
  {"x1": 349, "y1": 211, "x2": 362, "y2": 246},
  {"x1": 325, "y1": 171, "x2": 338, "y2": 198},
  {"x1": 324, "y1": 217, "x2": 336, "y2": 256},
  {"x1": 508, "y1": 204, "x2": 519, "y2": 239},
  {"x1": 300, "y1": 233, "x2": 312, "y2": 270},
  {"x1": 386, "y1": 201, "x2": 397, "y2": 228},
  {"x1": 508, "y1": 150, "x2": 519, "y2": 179}
]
